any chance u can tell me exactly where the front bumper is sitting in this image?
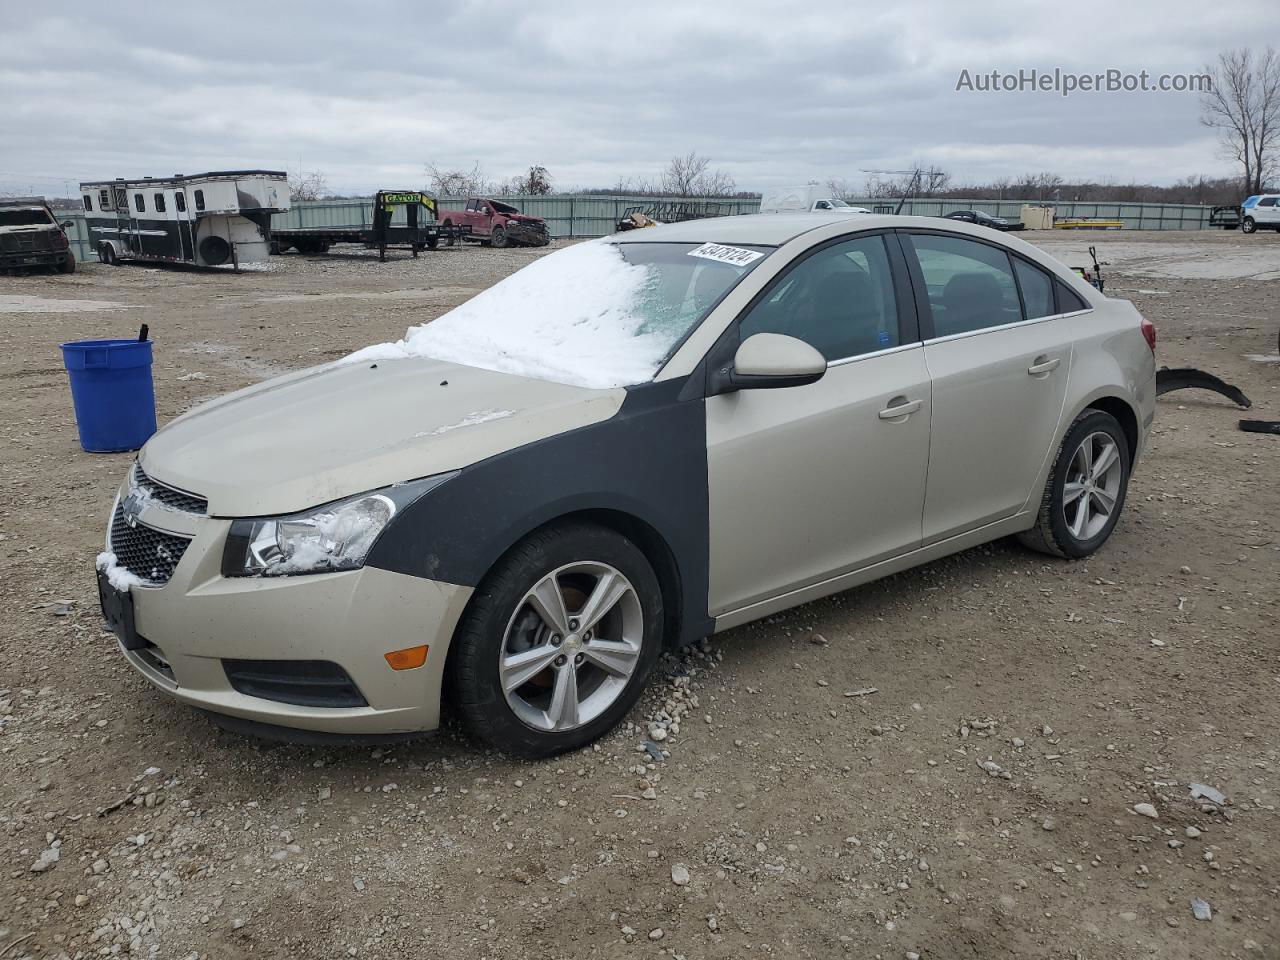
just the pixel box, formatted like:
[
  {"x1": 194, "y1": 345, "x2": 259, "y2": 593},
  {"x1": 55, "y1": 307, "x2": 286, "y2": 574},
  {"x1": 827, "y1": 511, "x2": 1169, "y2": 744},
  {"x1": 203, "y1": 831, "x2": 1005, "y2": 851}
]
[
  {"x1": 505, "y1": 222, "x2": 550, "y2": 246},
  {"x1": 1, "y1": 249, "x2": 66, "y2": 268},
  {"x1": 107, "y1": 495, "x2": 473, "y2": 736}
]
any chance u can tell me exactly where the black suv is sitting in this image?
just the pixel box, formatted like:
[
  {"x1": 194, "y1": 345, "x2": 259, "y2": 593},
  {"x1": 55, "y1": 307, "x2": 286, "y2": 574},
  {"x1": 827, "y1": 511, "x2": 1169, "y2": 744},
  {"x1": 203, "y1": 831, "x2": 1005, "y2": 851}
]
[{"x1": 0, "y1": 197, "x2": 75, "y2": 273}]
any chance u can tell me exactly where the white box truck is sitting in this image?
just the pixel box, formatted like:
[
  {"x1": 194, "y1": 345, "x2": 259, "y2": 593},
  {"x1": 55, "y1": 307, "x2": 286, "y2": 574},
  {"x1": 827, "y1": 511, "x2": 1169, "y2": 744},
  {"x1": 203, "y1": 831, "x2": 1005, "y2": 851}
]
[{"x1": 759, "y1": 184, "x2": 872, "y2": 215}]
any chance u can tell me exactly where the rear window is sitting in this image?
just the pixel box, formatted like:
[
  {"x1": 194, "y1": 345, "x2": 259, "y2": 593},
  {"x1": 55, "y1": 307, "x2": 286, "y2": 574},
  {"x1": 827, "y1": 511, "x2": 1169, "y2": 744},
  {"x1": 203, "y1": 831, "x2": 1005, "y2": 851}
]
[{"x1": 0, "y1": 209, "x2": 54, "y2": 227}]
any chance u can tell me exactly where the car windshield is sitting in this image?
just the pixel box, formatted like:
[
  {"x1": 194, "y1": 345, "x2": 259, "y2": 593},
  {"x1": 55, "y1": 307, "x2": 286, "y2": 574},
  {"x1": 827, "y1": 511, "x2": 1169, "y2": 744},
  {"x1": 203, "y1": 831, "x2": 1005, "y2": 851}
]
[
  {"x1": 345, "y1": 240, "x2": 770, "y2": 388},
  {"x1": 827, "y1": 199, "x2": 852, "y2": 208},
  {"x1": 0, "y1": 208, "x2": 54, "y2": 227}
]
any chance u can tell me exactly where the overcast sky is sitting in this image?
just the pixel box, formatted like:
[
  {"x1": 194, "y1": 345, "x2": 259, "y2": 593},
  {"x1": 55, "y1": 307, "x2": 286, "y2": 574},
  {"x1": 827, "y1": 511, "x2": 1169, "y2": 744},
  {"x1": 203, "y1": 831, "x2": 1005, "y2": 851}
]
[{"x1": 1, "y1": 0, "x2": 1269, "y2": 198}]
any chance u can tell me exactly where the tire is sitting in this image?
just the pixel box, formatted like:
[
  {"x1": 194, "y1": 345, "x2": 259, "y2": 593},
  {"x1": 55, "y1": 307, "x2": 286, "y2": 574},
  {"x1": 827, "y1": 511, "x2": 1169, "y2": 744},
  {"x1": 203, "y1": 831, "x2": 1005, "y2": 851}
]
[
  {"x1": 490, "y1": 226, "x2": 508, "y2": 249},
  {"x1": 199, "y1": 235, "x2": 231, "y2": 265},
  {"x1": 449, "y1": 523, "x2": 664, "y2": 758},
  {"x1": 1017, "y1": 409, "x2": 1132, "y2": 559},
  {"x1": 58, "y1": 251, "x2": 76, "y2": 274},
  {"x1": 1242, "y1": 217, "x2": 1256, "y2": 234},
  {"x1": 99, "y1": 243, "x2": 119, "y2": 266}
]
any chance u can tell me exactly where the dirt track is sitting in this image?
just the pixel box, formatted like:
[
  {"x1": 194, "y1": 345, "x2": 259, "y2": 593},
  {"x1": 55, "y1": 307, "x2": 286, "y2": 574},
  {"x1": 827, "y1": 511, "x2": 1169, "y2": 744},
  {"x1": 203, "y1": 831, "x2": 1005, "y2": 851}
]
[{"x1": 1, "y1": 231, "x2": 1278, "y2": 959}]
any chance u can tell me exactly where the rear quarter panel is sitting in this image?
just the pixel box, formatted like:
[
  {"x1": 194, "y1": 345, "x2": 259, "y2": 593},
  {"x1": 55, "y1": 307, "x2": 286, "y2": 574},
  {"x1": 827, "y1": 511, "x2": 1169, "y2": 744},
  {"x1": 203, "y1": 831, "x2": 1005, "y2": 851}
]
[{"x1": 1024, "y1": 296, "x2": 1156, "y2": 511}]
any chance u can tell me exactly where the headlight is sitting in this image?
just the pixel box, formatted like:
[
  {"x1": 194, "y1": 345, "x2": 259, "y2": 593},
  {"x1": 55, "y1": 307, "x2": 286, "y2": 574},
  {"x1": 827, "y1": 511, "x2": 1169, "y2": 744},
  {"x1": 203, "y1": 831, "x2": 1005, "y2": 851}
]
[{"x1": 222, "y1": 474, "x2": 454, "y2": 577}]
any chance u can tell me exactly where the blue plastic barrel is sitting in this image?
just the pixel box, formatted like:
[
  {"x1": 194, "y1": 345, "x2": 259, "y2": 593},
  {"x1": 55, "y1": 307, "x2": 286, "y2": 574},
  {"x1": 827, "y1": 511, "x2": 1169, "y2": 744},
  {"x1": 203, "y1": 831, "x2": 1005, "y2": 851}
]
[{"x1": 60, "y1": 339, "x2": 157, "y2": 452}]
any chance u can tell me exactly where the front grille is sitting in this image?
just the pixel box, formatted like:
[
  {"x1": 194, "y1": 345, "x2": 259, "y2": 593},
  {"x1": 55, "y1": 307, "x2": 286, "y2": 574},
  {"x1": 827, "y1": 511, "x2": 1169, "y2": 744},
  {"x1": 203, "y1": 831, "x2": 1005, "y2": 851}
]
[
  {"x1": 133, "y1": 464, "x2": 208, "y2": 514},
  {"x1": 223, "y1": 660, "x2": 368, "y2": 708},
  {"x1": 109, "y1": 507, "x2": 192, "y2": 584}
]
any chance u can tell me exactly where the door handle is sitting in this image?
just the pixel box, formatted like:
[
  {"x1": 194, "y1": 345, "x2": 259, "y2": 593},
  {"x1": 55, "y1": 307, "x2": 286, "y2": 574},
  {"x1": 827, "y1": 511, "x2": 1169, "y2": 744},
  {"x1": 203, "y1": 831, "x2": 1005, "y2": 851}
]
[
  {"x1": 1027, "y1": 356, "x2": 1061, "y2": 375},
  {"x1": 878, "y1": 397, "x2": 921, "y2": 420}
]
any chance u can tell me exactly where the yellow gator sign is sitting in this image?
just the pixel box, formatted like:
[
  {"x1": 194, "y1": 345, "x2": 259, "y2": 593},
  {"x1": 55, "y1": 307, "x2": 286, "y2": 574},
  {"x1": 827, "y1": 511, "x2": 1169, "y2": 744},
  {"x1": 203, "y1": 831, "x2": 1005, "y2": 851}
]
[{"x1": 380, "y1": 192, "x2": 437, "y2": 212}]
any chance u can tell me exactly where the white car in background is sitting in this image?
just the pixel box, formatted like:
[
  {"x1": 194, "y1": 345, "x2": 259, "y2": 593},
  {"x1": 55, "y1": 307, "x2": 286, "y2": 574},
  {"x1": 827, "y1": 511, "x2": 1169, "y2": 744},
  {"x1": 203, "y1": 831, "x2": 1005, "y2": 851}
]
[
  {"x1": 97, "y1": 214, "x2": 1157, "y2": 758},
  {"x1": 1240, "y1": 194, "x2": 1280, "y2": 234},
  {"x1": 760, "y1": 184, "x2": 872, "y2": 215}
]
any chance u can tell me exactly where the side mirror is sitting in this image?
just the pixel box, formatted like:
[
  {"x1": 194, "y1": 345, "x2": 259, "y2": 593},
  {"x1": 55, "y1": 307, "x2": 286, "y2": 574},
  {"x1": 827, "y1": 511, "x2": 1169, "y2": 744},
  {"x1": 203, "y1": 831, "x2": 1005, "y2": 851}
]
[
  {"x1": 712, "y1": 333, "x2": 827, "y2": 394},
  {"x1": 61, "y1": 221, "x2": 74, "y2": 230}
]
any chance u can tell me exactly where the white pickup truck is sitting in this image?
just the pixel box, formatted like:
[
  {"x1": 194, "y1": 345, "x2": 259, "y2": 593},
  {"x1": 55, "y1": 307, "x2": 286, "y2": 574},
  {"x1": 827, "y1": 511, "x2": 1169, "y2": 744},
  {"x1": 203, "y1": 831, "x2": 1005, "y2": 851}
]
[{"x1": 759, "y1": 184, "x2": 872, "y2": 215}]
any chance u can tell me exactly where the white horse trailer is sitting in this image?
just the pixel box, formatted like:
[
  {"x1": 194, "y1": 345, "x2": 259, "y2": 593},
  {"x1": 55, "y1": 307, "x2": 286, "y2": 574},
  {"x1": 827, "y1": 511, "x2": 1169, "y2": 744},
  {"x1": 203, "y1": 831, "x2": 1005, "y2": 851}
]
[{"x1": 80, "y1": 170, "x2": 289, "y2": 268}]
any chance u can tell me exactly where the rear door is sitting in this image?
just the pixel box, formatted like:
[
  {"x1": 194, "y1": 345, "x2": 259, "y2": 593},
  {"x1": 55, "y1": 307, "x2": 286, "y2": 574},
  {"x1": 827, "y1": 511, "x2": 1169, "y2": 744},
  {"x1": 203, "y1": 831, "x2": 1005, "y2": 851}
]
[
  {"x1": 705, "y1": 231, "x2": 931, "y2": 616},
  {"x1": 902, "y1": 230, "x2": 1074, "y2": 544},
  {"x1": 1256, "y1": 196, "x2": 1280, "y2": 226}
]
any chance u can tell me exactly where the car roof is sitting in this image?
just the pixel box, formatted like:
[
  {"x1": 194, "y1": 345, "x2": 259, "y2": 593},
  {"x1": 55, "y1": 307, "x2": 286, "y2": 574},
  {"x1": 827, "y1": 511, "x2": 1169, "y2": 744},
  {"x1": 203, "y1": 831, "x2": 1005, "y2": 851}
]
[
  {"x1": 610, "y1": 212, "x2": 1015, "y2": 246},
  {"x1": 610, "y1": 213, "x2": 911, "y2": 246}
]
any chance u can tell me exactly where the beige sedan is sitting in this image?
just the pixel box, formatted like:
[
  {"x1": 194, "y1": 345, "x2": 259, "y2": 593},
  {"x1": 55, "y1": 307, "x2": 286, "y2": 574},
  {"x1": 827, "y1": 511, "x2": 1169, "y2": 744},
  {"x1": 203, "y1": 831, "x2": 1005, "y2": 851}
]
[{"x1": 96, "y1": 214, "x2": 1157, "y2": 757}]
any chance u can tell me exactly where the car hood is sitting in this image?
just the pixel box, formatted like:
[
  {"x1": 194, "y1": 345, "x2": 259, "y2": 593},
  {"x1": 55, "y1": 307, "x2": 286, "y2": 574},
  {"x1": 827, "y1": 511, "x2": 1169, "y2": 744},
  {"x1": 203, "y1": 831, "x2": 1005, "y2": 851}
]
[{"x1": 140, "y1": 358, "x2": 625, "y2": 517}]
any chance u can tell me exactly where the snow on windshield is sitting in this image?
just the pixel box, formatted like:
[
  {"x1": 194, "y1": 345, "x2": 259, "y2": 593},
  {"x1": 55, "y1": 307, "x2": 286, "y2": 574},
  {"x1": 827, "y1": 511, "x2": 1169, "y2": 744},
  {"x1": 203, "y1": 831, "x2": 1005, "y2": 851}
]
[{"x1": 343, "y1": 240, "x2": 753, "y2": 389}]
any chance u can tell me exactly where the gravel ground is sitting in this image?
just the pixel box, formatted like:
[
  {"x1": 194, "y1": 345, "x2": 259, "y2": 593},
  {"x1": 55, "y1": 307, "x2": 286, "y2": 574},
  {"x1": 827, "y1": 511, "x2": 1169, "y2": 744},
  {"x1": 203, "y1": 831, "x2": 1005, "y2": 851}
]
[{"x1": 1, "y1": 232, "x2": 1278, "y2": 960}]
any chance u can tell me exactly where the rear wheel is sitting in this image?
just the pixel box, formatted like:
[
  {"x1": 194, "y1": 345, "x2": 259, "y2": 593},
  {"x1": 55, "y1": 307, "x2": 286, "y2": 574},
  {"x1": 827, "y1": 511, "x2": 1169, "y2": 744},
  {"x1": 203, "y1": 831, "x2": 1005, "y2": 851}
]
[
  {"x1": 1018, "y1": 409, "x2": 1131, "y2": 559},
  {"x1": 449, "y1": 523, "x2": 663, "y2": 758},
  {"x1": 99, "y1": 243, "x2": 119, "y2": 266},
  {"x1": 1242, "y1": 216, "x2": 1257, "y2": 234}
]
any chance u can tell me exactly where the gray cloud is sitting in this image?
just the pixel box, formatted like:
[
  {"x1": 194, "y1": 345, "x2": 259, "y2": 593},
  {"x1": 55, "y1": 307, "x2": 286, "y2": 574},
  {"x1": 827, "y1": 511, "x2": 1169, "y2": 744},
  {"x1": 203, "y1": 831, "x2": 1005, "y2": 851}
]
[{"x1": 0, "y1": 0, "x2": 1266, "y2": 197}]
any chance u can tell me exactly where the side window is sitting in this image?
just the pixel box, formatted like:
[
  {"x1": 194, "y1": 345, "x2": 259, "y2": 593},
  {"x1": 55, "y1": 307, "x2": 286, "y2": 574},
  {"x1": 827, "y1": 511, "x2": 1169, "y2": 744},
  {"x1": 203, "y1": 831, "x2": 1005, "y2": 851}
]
[
  {"x1": 194, "y1": 189, "x2": 205, "y2": 211},
  {"x1": 1055, "y1": 280, "x2": 1088, "y2": 313},
  {"x1": 82, "y1": 195, "x2": 92, "y2": 212},
  {"x1": 113, "y1": 188, "x2": 126, "y2": 208},
  {"x1": 739, "y1": 234, "x2": 901, "y2": 361},
  {"x1": 134, "y1": 193, "x2": 145, "y2": 213},
  {"x1": 99, "y1": 189, "x2": 112, "y2": 210},
  {"x1": 1013, "y1": 257, "x2": 1055, "y2": 320},
  {"x1": 1259, "y1": 197, "x2": 1277, "y2": 207},
  {"x1": 175, "y1": 191, "x2": 187, "y2": 212},
  {"x1": 153, "y1": 193, "x2": 166, "y2": 213},
  {"x1": 908, "y1": 233, "x2": 1021, "y2": 337},
  {"x1": 466, "y1": 199, "x2": 478, "y2": 212}
]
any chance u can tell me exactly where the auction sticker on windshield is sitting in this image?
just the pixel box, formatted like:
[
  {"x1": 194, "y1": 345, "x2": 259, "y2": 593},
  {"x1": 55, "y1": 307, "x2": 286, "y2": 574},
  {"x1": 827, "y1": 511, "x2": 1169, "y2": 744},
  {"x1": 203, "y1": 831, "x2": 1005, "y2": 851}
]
[{"x1": 687, "y1": 242, "x2": 764, "y2": 266}]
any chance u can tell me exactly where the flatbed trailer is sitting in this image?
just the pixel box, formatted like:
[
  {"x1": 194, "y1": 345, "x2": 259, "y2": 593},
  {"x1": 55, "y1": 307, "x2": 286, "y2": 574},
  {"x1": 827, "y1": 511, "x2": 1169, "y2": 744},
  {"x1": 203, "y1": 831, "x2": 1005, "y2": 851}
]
[{"x1": 271, "y1": 191, "x2": 468, "y2": 261}]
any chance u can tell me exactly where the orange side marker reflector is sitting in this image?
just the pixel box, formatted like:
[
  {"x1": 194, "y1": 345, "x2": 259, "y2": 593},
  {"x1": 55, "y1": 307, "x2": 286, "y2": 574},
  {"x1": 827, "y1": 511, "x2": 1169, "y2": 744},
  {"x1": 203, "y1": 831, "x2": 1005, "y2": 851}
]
[{"x1": 384, "y1": 644, "x2": 429, "y2": 671}]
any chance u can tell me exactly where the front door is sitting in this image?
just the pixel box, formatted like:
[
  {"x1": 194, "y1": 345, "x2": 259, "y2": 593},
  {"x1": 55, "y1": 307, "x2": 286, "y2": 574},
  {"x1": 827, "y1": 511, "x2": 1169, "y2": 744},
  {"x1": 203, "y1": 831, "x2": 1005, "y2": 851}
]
[
  {"x1": 705, "y1": 232, "x2": 931, "y2": 616},
  {"x1": 903, "y1": 231, "x2": 1073, "y2": 543}
]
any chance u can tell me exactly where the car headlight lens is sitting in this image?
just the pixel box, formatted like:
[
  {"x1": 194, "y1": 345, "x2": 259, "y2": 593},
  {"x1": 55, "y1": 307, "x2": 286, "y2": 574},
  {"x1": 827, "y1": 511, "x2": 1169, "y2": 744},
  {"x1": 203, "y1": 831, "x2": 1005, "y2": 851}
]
[{"x1": 223, "y1": 474, "x2": 454, "y2": 577}]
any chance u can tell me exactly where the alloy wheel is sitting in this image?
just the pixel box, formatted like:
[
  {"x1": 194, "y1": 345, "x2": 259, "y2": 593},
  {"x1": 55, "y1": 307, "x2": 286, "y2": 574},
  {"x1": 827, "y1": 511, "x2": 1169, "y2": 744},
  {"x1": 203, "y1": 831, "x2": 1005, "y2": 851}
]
[
  {"x1": 1062, "y1": 431, "x2": 1123, "y2": 541},
  {"x1": 499, "y1": 561, "x2": 643, "y2": 732}
]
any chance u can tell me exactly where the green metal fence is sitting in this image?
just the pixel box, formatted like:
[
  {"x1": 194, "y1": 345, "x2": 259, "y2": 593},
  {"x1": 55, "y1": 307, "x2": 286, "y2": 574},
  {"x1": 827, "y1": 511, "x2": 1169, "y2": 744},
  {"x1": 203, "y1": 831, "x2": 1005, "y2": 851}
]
[{"x1": 57, "y1": 193, "x2": 1224, "y2": 263}]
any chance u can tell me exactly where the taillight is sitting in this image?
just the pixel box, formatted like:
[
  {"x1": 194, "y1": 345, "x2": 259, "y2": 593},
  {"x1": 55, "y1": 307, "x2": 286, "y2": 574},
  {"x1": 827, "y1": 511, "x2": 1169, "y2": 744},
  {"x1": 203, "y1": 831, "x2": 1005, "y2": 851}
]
[
  {"x1": 53, "y1": 232, "x2": 69, "y2": 249},
  {"x1": 1140, "y1": 317, "x2": 1156, "y2": 354}
]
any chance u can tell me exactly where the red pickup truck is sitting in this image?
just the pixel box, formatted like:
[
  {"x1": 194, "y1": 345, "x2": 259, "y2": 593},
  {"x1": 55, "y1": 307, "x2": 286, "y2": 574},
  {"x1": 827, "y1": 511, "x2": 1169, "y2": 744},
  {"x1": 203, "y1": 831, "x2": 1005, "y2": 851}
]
[{"x1": 441, "y1": 198, "x2": 550, "y2": 248}]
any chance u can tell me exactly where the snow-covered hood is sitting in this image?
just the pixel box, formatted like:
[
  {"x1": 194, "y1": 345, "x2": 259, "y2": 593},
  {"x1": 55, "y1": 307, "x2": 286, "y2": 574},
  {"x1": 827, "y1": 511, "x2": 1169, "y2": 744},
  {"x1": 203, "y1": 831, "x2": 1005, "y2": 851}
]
[{"x1": 140, "y1": 358, "x2": 625, "y2": 517}]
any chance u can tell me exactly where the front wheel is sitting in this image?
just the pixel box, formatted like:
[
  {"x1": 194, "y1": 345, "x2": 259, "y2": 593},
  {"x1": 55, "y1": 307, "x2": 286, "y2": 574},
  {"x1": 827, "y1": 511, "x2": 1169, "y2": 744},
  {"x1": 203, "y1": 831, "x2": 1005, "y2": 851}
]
[
  {"x1": 58, "y1": 251, "x2": 76, "y2": 274},
  {"x1": 490, "y1": 226, "x2": 508, "y2": 248},
  {"x1": 1242, "y1": 217, "x2": 1257, "y2": 234},
  {"x1": 1018, "y1": 409, "x2": 1132, "y2": 559},
  {"x1": 449, "y1": 523, "x2": 663, "y2": 758}
]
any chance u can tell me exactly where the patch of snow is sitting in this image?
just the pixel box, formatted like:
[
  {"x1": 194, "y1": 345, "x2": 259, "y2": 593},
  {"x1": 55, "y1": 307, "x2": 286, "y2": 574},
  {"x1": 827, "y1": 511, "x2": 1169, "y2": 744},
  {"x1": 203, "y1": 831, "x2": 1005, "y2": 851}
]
[
  {"x1": 210, "y1": 260, "x2": 278, "y2": 272},
  {"x1": 341, "y1": 240, "x2": 674, "y2": 389},
  {"x1": 0, "y1": 295, "x2": 131, "y2": 314},
  {"x1": 415, "y1": 409, "x2": 515, "y2": 438},
  {"x1": 96, "y1": 551, "x2": 144, "y2": 592}
]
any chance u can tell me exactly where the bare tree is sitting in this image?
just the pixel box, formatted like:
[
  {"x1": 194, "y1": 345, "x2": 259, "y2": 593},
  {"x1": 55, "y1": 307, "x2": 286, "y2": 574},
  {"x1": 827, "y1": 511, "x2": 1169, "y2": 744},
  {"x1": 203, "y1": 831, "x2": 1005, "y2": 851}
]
[
  {"x1": 825, "y1": 178, "x2": 858, "y2": 200},
  {"x1": 661, "y1": 151, "x2": 737, "y2": 197},
  {"x1": 289, "y1": 171, "x2": 328, "y2": 201},
  {"x1": 508, "y1": 165, "x2": 554, "y2": 195},
  {"x1": 1202, "y1": 47, "x2": 1280, "y2": 195},
  {"x1": 424, "y1": 161, "x2": 493, "y2": 198}
]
